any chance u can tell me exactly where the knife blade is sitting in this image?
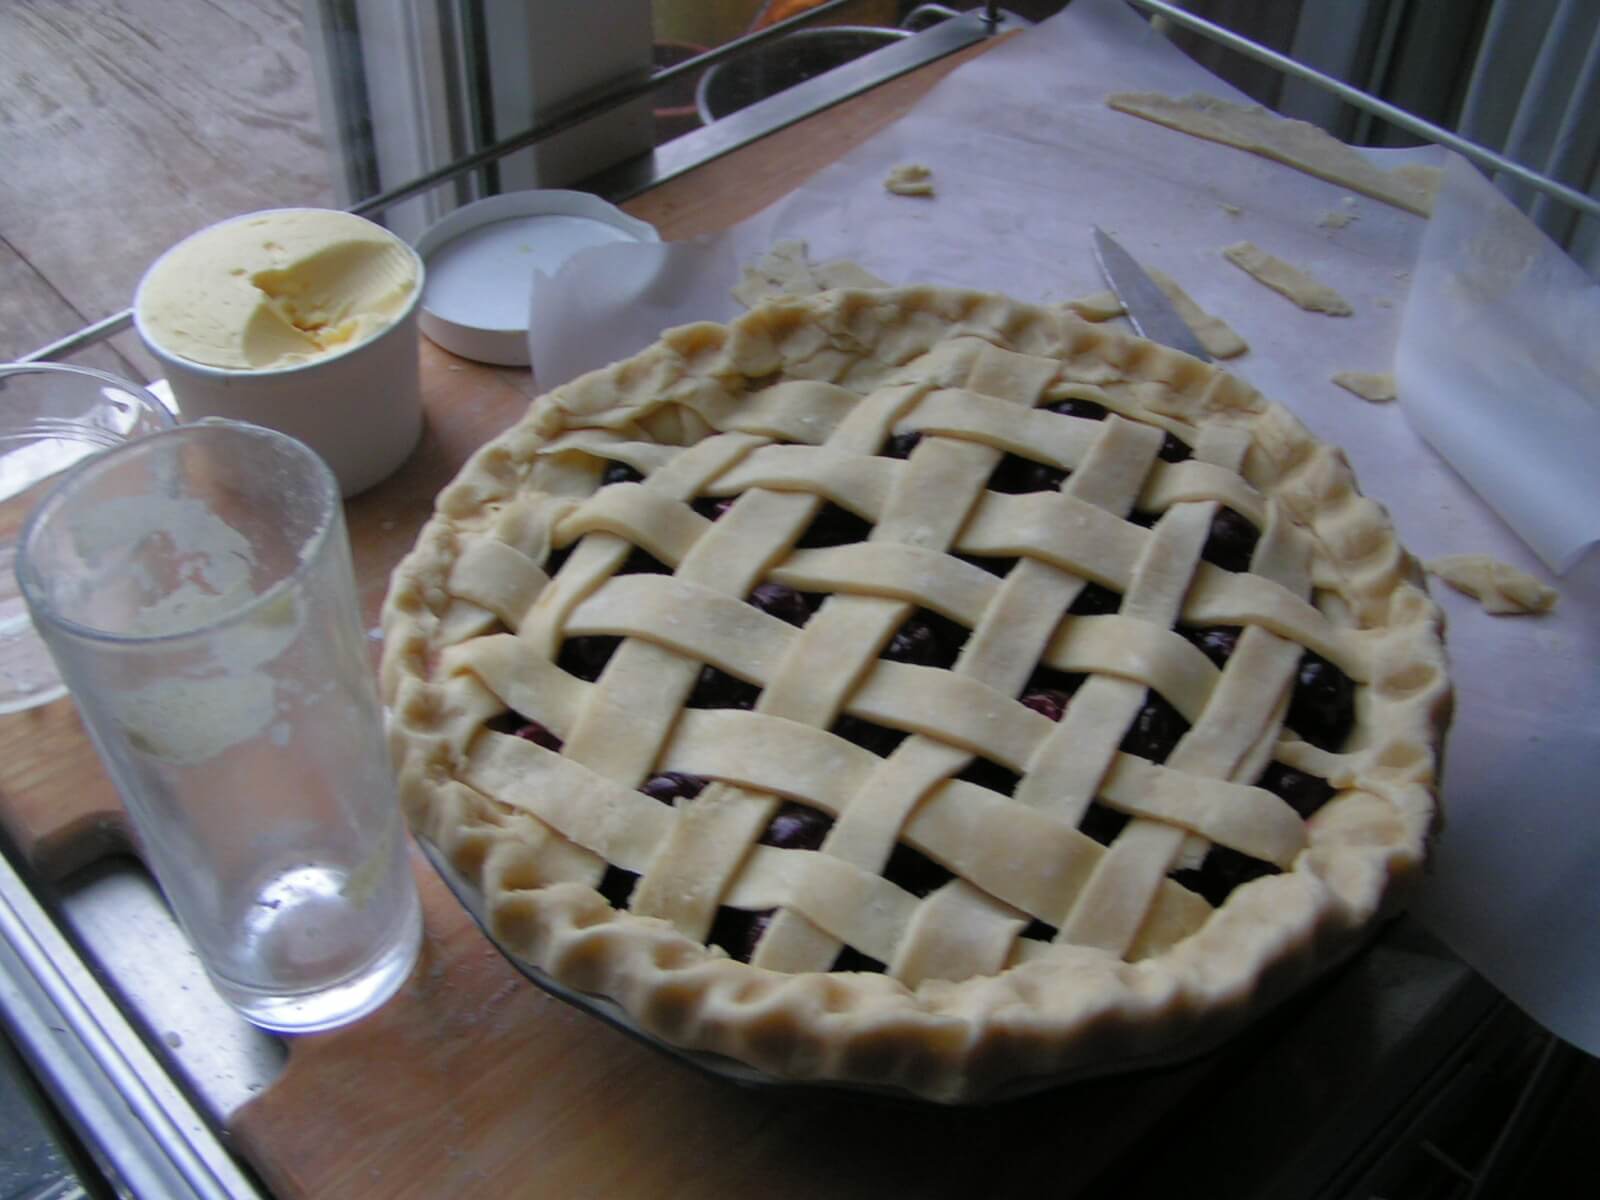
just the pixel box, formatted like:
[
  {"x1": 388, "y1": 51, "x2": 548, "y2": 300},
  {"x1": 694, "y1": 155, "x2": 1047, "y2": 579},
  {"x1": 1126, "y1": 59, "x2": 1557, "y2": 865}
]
[{"x1": 1090, "y1": 227, "x2": 1212, "y2": 362}]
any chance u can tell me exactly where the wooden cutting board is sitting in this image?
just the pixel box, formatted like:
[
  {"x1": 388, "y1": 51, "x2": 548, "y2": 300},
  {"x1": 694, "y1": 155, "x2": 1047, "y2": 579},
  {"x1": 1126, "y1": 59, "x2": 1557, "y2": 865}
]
[{"x1": 0, "y1": 35, "x2": 1259, "y2": 1197}]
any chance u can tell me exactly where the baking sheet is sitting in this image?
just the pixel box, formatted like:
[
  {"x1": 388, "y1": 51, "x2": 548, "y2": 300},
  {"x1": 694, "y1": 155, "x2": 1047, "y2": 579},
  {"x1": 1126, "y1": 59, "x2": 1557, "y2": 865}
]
[{"x1": 527, "y1": 0, "x2": 1599, "y2": 1056}]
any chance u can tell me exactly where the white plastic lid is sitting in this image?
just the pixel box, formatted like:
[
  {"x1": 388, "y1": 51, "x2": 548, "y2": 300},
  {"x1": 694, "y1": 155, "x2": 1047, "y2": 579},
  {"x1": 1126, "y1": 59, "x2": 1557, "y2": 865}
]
[{"x1": 413, "y1": 190, "x2": 659, "y2": 367}]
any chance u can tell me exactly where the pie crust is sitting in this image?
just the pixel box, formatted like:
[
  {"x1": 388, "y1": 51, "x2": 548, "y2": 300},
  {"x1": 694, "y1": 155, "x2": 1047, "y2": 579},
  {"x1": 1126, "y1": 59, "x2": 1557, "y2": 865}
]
[{"x1": 382, "y1": 286, "x2": 1449, "y2": 1102}]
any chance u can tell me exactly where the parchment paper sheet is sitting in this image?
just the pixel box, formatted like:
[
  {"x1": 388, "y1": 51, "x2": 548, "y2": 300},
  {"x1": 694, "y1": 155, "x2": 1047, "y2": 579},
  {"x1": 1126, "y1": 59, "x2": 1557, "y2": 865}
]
[{"x1": 527, "y1": 0, "x2": 1599, "y2": 1055}]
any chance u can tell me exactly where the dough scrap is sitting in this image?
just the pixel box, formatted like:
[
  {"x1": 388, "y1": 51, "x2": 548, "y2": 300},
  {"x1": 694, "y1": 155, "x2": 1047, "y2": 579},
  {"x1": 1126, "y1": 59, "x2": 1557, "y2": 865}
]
[
  {"x1": 733, "y1": 241, "x2": 888, "y2": 308},
  {"x1": 1224, "y1": 242, "x2": 1353, "y2": 315},
  {"x1": 1317, "y1": 199, "x2": 1359, "y2": 230},
  {"x1": 885, "y1": 163, "x2": 936, "y2": 197},
  {"x1": 1065, "y1": 273, "x2": 1247, "y2": 359},
  {"x1": 1063, "y1": 289, "x2": 1126, "y2": 322},
  {"x1": 1107, "y1": 91, "x2": 1438, "y2": 217},
  {"x1": 1426, "y1": 555, "x2": 1558, "y2": 615},
  {"x1": 1148, "y1": 268, "x2": 1248, "y2": 358},
  {"x1": 1393, "y1": 164, "x2": 1444, "y2": 207},
  {"x1": 815, "y1": 259, "x2": 890, "y2": 290},
  {"x1": 1331, "y1": 371, "x2": 1396, "y2": 402}
]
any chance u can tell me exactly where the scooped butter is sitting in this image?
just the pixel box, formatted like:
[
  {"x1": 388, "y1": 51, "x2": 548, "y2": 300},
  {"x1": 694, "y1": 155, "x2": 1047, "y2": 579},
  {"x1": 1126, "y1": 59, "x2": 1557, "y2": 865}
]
[{"x1": 137, "y1": 209, "x2": 418, "y2": 370}]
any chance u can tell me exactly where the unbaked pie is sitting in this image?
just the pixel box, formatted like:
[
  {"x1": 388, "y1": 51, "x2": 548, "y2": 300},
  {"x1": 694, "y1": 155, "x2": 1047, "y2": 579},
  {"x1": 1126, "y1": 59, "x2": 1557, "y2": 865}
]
[{"x1": 382, "y1": 286, "x2": 1449, "y2": 1102}]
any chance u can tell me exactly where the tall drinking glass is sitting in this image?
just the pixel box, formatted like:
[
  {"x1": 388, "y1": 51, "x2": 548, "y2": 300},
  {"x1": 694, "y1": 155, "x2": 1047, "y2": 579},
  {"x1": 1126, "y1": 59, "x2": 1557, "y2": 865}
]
[{"x1": 15, "y1": 420, "x2": 422, "y2": 1032}]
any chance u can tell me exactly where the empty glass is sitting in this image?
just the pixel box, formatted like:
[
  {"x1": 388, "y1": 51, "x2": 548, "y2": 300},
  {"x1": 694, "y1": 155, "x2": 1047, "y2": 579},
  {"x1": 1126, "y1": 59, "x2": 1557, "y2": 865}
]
[
  {"x1": 0, "y1": 363, "x2": 175, "y2": 713},
  {"x1": 15, "y1": 420, "x2": 422, "y2": 1032}
]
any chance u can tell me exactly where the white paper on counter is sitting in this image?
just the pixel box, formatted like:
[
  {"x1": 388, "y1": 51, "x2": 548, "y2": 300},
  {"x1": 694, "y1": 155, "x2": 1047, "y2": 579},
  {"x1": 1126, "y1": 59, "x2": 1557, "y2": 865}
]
[
  {"x1": 1399, "y1": 152, "x2": 1600, "y2": 574},
  {"x1": 528, "y1": 240, "x2": 745, "y2": 388},
  {"x1": 526, "y1": 0, "x2": 1600, "y2": 1056}
]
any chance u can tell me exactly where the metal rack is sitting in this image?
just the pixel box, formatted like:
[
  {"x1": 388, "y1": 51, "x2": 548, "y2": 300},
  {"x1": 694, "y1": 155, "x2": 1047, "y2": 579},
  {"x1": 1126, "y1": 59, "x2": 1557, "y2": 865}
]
[{"x1": 1, "y1": 843, "x2": 264, "y2": 1199}]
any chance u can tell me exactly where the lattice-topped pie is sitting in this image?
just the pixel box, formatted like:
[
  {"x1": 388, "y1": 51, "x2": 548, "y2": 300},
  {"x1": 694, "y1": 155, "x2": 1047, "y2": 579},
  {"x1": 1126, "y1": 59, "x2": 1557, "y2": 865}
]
[{"x1": 382, "y1": 287, "x2": 1449, "y2": 1102}]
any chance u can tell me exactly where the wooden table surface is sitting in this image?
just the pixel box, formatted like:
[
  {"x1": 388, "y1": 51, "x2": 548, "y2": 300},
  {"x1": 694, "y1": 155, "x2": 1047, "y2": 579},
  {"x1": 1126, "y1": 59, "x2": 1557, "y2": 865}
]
[{"x1": 0, "y1": 35, "x2": 1243, "y2": 1198}]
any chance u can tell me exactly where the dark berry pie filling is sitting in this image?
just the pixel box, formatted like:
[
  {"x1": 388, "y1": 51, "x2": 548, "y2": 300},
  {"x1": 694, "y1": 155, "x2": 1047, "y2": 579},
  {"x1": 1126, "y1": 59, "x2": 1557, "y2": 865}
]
[
  {"x1": 747, "y1": 581, "x2": 813, "y2": 627},
  {"x1": 1171, "y1": 845, "x2": 1279, "y2": 909},
  {"x1": 1119, "y1": 691, "x2": 1190, "y2": 765},
  {"x1": 1080, "y1": 802, "x2": 1132, "y2": 847},
  {"x1": 691, "y1": 494, "x2": 736, "y2": 522},
  {"x1": 557, "y1": 634, "x2": 619, "y2": 682},
  {"x1": 954, "y1": 757, "x2": 1021, "y2": 796},
  {"x1": 1287, "y1": 652, "x2": 1356, "y2": 751},
  {"x1": 881, "y1": 430, "x2": 923, "y2": 459},
  {"x1": 760, "y1": 801, "x2": 832, "y2": 851},
  {"x1": 1200, "y1": 507, "x2": 1260, "y2": 573},
  {"x1": 686, "y1": 665, "x2": 760, "y2": 711},
  {"x1": 1181, "y1": 624, "x2": 1241, "y2": 668},
  {"x1": 1256, "y1": 762, "x2": 1335, "y2": 820},
  {"x1": 828, "y1": 715, "x2": 909, "y2": 758},
  {"x1": 601, "y1": 460, "x2": 645, "y2": 487},
  {"x1": 1068, "y1": 581, "x2": 1121, "y2": 615},
  {"x1": 954, "y1": 553, "x2": 1019, "y2": 578},
  {"x1": 640, "y1": 772, "x2": 708, "y2": 805},
  {"x1": 883, "y1": 608, "x2": 968, "y2": 668},
  {"x1": 795, "y1": 502, "x2": 872, "y2": 548},
  {"x1": 987, "y1": 453, "x2": 1068, "y2": 495}
]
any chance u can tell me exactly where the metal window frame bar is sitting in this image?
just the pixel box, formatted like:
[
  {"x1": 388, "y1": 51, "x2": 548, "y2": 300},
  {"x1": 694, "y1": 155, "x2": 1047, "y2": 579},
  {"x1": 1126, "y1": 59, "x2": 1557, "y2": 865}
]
[{"x1": 0, "y1": 846, "x2": 264, "y2": 1199}]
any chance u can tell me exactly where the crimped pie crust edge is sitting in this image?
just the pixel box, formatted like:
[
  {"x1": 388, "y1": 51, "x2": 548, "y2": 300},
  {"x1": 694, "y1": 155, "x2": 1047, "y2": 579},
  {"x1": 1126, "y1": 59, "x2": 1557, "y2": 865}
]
[{"x1": 380, "y1": 286, "x2": 1450, "y2": 1103}]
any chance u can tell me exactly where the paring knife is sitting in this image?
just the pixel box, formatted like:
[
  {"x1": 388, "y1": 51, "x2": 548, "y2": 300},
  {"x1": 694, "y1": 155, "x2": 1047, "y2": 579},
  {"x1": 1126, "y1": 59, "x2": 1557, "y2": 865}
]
[{"x1": 1090, "y1": 227, "x2": 1212, "y2": 363}]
